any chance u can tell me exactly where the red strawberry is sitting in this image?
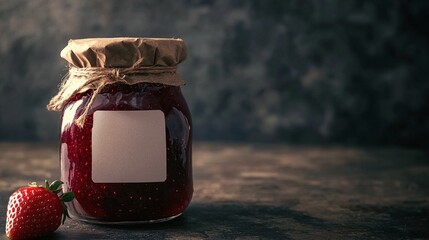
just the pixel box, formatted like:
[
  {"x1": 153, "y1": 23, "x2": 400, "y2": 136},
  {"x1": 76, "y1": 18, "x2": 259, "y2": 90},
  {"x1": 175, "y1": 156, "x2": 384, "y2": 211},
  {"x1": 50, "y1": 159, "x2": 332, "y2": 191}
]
[{"x1": 5, "y1": 180, "x2": 74, "y2": 240}]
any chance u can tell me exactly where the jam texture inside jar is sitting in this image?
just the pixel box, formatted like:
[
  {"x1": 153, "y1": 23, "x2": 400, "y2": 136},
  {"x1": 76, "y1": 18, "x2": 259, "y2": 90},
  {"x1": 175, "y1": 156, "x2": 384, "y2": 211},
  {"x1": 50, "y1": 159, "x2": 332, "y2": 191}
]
[{"x1": 48, "y1": 38, "x2": 192, "y2": 223}]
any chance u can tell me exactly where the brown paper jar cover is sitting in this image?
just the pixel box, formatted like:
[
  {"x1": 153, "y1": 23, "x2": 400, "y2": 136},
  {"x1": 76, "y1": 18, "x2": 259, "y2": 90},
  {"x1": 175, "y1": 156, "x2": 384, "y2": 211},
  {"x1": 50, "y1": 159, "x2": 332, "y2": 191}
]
[{"x1": 60, "y1": 37, "x2": 187, "y2": 68}]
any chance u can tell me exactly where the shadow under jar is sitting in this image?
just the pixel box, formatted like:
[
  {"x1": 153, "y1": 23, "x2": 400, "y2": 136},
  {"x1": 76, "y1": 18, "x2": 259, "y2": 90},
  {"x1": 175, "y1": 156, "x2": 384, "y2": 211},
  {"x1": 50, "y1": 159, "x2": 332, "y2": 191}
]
[{"x1": 50, "y1": 38, "x2": 193, "y2": 224}]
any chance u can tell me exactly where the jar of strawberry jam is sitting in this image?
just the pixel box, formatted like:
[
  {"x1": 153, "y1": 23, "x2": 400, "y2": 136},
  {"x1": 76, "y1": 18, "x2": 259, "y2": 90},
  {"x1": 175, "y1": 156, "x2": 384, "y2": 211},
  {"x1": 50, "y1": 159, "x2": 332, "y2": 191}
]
[{"x1": 48, "y1": 38, "x2": 193, "y2": 224}]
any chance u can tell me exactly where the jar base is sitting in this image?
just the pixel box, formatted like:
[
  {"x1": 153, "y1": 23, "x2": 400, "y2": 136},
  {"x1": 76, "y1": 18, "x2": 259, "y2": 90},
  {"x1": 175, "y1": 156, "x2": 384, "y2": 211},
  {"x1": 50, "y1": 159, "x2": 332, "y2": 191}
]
[{"x1": 69, "y1": 212, "x2": 183, "y2": 225}]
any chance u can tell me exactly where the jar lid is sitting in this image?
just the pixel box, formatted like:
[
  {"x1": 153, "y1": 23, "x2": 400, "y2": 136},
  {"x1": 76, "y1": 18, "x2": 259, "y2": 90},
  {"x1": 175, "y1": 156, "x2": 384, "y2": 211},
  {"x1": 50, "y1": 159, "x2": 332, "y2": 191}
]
[{"x1": 60, "y1": 37, "x2": 187, "y2": 68}]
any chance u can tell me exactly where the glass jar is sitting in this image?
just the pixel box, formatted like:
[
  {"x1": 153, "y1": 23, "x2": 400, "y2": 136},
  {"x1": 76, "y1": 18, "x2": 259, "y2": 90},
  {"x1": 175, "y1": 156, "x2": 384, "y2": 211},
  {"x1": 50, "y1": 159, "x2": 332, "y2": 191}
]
[{"x1": 50, "y1": 38, "x2": 192, "y2": 224}]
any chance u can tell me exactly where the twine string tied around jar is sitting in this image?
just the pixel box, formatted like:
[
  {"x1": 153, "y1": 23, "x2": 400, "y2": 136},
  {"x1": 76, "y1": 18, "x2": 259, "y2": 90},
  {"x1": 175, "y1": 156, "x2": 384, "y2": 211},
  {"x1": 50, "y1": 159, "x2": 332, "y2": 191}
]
[{"x1": 47, "y1": 58, "x2": 179, "y2": 128}]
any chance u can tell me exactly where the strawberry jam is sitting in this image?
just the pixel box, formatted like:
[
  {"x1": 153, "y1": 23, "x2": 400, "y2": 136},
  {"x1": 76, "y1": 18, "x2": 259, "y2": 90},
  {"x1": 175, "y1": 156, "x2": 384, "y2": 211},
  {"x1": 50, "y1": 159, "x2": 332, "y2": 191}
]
[{"x1": 60, "y1": 83, "x2": 193, "y2": 223}]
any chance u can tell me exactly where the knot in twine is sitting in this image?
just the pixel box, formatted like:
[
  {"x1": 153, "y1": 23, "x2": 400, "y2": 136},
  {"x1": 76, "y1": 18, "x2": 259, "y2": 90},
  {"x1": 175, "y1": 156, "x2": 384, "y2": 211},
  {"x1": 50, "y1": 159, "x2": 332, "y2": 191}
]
[{"x1": 47, "y1": 59, "x2": 180, "y2": 128}]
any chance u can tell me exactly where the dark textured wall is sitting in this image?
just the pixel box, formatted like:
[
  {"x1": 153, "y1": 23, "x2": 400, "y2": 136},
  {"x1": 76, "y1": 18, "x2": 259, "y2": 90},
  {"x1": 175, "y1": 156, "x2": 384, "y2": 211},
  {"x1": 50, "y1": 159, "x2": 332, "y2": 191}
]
[{"x1": 0, "y1": 0, "x2": 428, "y2": 147}]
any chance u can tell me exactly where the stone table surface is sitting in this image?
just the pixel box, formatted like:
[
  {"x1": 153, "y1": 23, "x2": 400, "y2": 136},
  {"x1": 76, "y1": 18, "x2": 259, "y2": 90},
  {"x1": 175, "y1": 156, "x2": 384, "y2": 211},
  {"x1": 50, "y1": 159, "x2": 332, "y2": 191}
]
[{"x1": 0, "y1": 142, "x2": 428, "y2": 240}]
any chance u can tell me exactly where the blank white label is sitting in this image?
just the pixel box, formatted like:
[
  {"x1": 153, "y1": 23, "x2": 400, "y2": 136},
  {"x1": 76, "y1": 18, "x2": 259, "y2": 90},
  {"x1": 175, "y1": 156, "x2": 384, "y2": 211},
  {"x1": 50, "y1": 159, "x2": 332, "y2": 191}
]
[{"x1": 92, "y1": 110, "x2": 167, "y2": 183}]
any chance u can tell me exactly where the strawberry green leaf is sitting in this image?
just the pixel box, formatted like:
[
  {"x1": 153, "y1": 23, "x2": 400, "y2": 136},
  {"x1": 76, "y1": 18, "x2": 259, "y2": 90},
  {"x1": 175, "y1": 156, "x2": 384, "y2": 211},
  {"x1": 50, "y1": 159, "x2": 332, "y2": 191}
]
[
  {"x1": 60, "y1": 192, "x2": 74, "y2": 202},
  {"x1": 62, "y1": 211, "x2": 67, "y2": 224},
  {"x1": 45, "y1": 180, "x2": 50, "y2": 188},
  {"x1": 49, "y1": 180, "x2": 63, "y2": 192},
  {"x1": 61, "y1": 202, "x2": 71, "y2": 224}
]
